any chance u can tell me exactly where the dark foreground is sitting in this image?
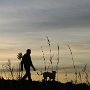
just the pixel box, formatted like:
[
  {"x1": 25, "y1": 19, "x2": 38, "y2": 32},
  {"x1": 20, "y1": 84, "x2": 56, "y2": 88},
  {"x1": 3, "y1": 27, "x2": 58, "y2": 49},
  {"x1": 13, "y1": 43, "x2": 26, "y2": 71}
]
[{"x1": 0, "y1": 80, "x2": 90, "y2": 90}]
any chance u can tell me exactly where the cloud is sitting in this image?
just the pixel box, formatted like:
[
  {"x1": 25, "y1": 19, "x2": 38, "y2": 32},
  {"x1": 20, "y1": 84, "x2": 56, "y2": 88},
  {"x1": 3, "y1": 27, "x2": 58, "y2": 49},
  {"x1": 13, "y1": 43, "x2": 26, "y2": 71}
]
[{"x1": 0, "y1": 0, "x2": 90, "y2": 33}]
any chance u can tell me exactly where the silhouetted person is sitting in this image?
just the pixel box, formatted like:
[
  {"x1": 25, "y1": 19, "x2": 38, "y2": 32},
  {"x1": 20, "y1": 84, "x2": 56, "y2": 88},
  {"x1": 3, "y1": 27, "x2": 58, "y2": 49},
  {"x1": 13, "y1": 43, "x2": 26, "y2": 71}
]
[{"x1": 21, "y1": 49, "x2": 36, "y2": 80}]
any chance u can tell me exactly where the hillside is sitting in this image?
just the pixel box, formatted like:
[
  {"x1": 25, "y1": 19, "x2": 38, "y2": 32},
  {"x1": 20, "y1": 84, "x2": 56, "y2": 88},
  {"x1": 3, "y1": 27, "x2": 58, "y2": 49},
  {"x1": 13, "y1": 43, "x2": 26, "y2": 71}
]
[{"x1": 0, "y1": 80, "x2": 89, "y2": 90}]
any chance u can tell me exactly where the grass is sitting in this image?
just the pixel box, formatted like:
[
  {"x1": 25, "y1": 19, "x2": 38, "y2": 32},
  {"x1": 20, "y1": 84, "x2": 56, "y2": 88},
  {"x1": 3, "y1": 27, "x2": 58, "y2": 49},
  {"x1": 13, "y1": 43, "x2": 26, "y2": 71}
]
[{"x1": 67, "y1": 45, "x2": 78, "y2": 84}]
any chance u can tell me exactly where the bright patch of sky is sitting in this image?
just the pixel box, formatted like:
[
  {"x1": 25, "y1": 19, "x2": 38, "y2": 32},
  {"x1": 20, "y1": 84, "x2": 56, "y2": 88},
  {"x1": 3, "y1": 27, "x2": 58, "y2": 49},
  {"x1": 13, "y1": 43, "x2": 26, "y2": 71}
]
[{"x1": 0, "y1": 0, "x2": 90, "y2": 72}]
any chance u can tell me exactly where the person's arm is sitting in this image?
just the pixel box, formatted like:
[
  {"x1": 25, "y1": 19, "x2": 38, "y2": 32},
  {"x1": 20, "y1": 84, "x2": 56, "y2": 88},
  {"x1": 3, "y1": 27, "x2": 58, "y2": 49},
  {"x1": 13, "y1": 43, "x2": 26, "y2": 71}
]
[
  {"x1": 31, "y1": 64, "x2": 36, "y2": 71},
  {"x1": 21, "y1": 56, "x2": 24, "y2": 71},
  {"x1": 21, "y1": 60, "x2": 23, "y2": 71},
  {"x1": 30, "y1": 61, "x2": 36, "y2": 71},
  {"x1": 30, "y1": 56, "x2": 36, "y2": 71}
]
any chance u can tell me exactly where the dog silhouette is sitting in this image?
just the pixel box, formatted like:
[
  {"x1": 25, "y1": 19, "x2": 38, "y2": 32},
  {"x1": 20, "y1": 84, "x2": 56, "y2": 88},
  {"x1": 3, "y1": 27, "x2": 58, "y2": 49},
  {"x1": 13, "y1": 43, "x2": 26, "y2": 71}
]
[{"x1": 43, "y1": 71, "x2": 56, "y2": 81}]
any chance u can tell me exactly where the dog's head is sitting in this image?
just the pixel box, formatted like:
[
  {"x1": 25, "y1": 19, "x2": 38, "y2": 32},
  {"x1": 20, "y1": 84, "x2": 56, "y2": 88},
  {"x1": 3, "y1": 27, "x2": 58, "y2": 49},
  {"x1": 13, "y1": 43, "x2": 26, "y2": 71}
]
[{"x1": 52, "y1": 71, "x2": 56, "y2": 74}]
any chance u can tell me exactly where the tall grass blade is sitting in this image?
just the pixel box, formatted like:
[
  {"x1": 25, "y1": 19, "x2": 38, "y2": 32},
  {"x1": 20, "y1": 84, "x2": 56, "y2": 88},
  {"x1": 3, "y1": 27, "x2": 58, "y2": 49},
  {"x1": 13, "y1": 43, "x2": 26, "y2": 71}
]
[
  {"x1": 46, "y1": 36, "x2": 53, "y2": 71},
  {"x1": 41, "y1": 46, "x2": 47, "y2": 71},
  {"x1": 67, "y1": 45, "x2": 77, "y2": 84}
]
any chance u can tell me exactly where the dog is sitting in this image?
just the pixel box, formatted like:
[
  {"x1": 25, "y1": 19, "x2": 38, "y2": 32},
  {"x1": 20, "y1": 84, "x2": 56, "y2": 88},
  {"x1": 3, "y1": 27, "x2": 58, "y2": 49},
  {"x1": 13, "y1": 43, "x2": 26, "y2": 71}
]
[{"x1": 42, "y1": 71, "x2": 56, "y2": 81}]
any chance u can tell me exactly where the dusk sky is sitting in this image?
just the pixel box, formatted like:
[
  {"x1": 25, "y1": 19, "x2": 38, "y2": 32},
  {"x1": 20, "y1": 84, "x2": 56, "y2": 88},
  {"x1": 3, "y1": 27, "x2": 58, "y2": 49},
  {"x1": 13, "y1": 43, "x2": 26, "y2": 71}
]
[{"x1": 0, "y1": 0, "x2": 90, "y2": 73}]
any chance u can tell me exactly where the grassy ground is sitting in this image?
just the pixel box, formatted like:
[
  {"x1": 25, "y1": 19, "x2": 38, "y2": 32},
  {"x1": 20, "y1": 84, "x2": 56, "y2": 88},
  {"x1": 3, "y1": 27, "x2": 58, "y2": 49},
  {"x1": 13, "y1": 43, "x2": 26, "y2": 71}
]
[{"x1": 0, "y1": 80, "x2": 89, "y2": 90}]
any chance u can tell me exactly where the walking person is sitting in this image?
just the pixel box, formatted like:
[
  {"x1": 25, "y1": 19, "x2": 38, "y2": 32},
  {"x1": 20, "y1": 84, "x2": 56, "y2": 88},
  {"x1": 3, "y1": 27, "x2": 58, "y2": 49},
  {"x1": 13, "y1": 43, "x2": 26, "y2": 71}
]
[{"x1": 21, "y1": 49, "x2": 36, "y2": 80}]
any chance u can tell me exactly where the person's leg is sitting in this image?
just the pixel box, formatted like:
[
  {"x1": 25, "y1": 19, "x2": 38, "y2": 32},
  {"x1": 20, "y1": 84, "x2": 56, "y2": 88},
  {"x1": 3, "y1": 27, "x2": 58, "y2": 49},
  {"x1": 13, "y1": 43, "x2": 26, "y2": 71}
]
[
  {"x1": 26, "y1": 69, "x2": 32, "y2": 81},
  {"x1": 21, "y1": 67, "x2": 28, "y2": 80},
  {"x1": 28, "y1": 72, "x2": 32, "y2": 81},
  {"x1": 21, "y1": 72, "x2": 27, "y2": 80}
]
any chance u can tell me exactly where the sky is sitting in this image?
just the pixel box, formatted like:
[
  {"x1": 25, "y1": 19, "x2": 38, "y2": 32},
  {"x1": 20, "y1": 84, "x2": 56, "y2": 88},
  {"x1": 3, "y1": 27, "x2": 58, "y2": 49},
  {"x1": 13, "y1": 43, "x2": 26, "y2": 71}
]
[{"x1": 0, "y1": 0, "x2": 90, "y2": 73}]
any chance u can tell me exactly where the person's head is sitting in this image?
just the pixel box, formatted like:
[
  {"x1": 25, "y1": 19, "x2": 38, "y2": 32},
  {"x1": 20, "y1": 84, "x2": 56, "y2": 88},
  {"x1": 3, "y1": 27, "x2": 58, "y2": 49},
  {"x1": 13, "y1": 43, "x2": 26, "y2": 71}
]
[{"x1": 26, "y1": 49, "x2": 31, "y2": 54}]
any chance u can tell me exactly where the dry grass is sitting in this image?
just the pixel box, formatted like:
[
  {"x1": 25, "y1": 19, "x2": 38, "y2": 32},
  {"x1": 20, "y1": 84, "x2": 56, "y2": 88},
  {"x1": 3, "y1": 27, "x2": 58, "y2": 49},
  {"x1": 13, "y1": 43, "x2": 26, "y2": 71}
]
[
  {"x1": 67, "y1": 45, "x2": 78, "y2": 84},
  {"x1": 41, "y1": 46, "x2": 47, "y2": 71}
]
